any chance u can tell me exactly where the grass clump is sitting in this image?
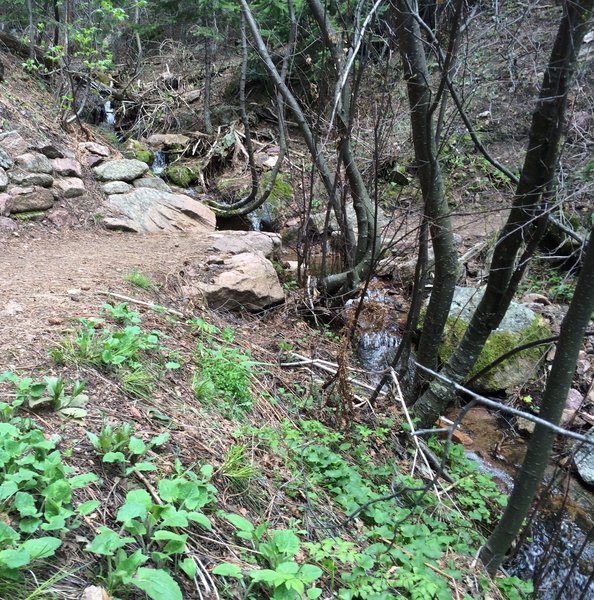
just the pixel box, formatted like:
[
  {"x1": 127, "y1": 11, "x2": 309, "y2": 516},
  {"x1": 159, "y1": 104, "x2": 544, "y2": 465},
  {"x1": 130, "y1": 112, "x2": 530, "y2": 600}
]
[{"x1": 123, "y1": 270, "x2": 154, "y2": 290}]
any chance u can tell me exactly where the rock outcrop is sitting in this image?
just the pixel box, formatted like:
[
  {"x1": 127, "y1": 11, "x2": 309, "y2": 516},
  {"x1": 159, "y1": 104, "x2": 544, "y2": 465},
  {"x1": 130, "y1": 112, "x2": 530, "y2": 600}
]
[{"x1": 103, "y1": 188, "x2": 216, "y2": 233}]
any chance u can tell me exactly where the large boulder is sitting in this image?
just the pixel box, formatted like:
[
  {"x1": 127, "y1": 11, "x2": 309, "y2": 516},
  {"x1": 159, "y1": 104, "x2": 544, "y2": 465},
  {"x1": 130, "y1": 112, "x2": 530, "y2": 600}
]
[
  {"x1": 93, "y1": 159, "x2": 149, "y2": 182},
  {"x1": 6, "y1": 187, "x2": 54, "y2": 213},
  {"x1": 438, "y1": 287, "x2": 551, "y2": 392},
  {"x1": 187, "y1": 251, "x2": 285, "y2": 312},
  {"x1": 574, "y1": 430, "x2": 594, "y2": 486},
  {"x1": 208, "y1": 231, "x2": 282, "y2": 260},
  {"x1": 102, "y1": 188, "x2": 216, "y2": 233}
]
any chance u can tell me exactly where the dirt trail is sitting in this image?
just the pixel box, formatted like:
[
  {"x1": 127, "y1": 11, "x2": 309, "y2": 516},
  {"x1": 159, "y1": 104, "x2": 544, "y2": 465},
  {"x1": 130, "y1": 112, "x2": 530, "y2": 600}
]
[{"x1": 0, "y1": 229, "x2": 212, "y2": 365}]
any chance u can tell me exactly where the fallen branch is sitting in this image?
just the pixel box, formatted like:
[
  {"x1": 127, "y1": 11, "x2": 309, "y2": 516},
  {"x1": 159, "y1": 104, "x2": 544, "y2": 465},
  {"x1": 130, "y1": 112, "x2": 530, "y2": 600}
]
[{"x1": 98, "y1": 290, "x2": 185, "y2": 318}]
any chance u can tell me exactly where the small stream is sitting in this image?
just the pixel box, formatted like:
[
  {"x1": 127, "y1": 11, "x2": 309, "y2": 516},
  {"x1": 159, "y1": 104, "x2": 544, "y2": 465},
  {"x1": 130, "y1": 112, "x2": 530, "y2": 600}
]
[{"x1": 356, "y1": 328, "x2": 594, "y2": 599}]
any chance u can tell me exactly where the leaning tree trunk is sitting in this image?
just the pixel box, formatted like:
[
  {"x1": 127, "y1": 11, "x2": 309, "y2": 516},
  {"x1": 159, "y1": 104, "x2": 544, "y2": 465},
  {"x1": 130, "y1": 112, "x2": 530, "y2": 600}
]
[
  {"x1": 480, "y1": 223, "x2": 594, "y2": 575},
  {"x1": 412, "y1": 0, "x2": 594, "y2": 427},
  {"x1": 394, "y1": 1, "x2": 458, "y2": 386}
]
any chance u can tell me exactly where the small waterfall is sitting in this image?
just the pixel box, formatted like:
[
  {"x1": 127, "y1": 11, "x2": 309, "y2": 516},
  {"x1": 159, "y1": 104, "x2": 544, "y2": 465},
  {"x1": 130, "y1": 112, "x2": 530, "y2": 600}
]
[
  {"x1": 104, "y1": 100, "x2": 116, "y2": 126},
  {"x1": 151, "y1": 150, "x2": 167, "y2": 175}
]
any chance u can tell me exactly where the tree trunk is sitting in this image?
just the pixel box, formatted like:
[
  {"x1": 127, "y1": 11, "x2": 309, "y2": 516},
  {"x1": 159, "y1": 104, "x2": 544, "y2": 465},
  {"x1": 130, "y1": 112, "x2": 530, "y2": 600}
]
[
  {"x1": 412, "y1": 0, "x2": 594, "y2": 427},
  {"x1": 394, "y1": 1, "x2": 458, "y2": 383},
  {"x1": 480, "y1": 223, "x2": 594, "y2": 575}
]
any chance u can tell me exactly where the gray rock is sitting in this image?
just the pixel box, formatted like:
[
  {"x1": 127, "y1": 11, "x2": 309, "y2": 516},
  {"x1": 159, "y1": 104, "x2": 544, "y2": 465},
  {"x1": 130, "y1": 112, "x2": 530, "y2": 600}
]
[
  {"x1": 0, "y1": 131, "x2": 29, "y2": 156},
  {"x1": 187, "y1": 251, "x2": 285, "y2": 312},
  {"x1": 79, "y1": 142, "x2": 111, "y2": 157},
  {"x1": 55, "y1": 177, "x2": 85, "y2": 198},
  {"x1": 36, "y1": 143, "x2": 65, "y2": 159},
  {"x1": 0, "y1": 167, "x2": 7, "y2": 192},
  {"x1": 147, "y1": 133, "x2": 190, "y2": 149},
  {"x1": 0, "y1": 216, "x2": 18, "y2": 230},
  {"x1": 47, "y1": 207, "x2": 77, "y2": 227},
  {"x1": 15, "y1": 152, "x2": 53, "y2": 174},
  {"x1": 0, "y1": 192, "x2": 9, "y2": 215},
  {"x1": 574, "y1": 430, "x2": 594, "y2": 486},
  {"x1": 6, "y1": 187, "x2": 54, "y2": 213},
  {"x1": 133, "y1": 177, "x2": 171, "y2": 192},
  {"x1": 103, "y1": 188, "x2": 216, "y2": 233},
  {"x1": 0, "y1": 148, "x2": 13, "y2": 169},
  {"x1": 102, "y1": 181, "x2": 132, "y2": 195},
  {"x1": 9, "y1": 169, "x2": 54, "y2": 187},
  {"x1": 93, "y1": 159, "x2": 149, "y2": 182},
  {"x1": 208, "y1": 231, "x2": 282, "y2": 260},
  {"x1": 449, "y1": 287, "x2": 538, "y2": 333},
  {"x1": 52, "y1": 157, "x2": 82, "y2": 178}
]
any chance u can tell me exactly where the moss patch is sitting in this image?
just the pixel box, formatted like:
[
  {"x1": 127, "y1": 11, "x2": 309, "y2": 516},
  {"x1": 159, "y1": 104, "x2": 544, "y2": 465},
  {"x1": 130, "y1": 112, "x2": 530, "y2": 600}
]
[
  {"x1": 165, "y1": 164, "x2": 200, "y2": 188},
  {"x1": 12, "y1": 210, "x2": 46, "y2": 222},
  {"x1": 439, "y1": 315, "x2": 551, "y2": 392},
  {"x1": 125, "y1": 141, "x2": 154, "y2": 166}
]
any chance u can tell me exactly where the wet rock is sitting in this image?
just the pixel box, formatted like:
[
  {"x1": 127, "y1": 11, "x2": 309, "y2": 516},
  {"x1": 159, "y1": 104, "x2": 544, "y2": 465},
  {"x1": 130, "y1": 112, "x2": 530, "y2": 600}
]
[
  {"x1": 103, "y1": 188, "x2": 216, "y2": 233},
  {"x1": 55, "y1": 177, "x2": 85, "y2": 198},
  {"x1": 133, "y1": 177, "x2": 171, "y2": 192},
  {"x1": 52, "y1": 157, "x2": 82, "y2": 178},
  {"x1": 79, "y1": 142, "x2": 111, "y2": 157},
  {"x1": 0, "y1": 131, "x2": 29, "y2": 155},
  {"x1": 0, "y1": 148, "x2": 13, "y2": 169},
  {"x1": 93, "y1": 159, "x2": 149, "y2": 182},
  {"x1": 147, "y1": 133, "x2": 190, "y2": 150},
  {"x1": 47, "y1": 207, "x2": 77, "y2": 227},
  {"x1": 0, "y1": 167, "x2": 7, "y2": 191},
  {"x1": 0, "y1": 216, "x2": 17, "y2": 230},
  {"x1": 209, "y1": 231, "x2": 282, "y2": 260},
  {"x1": 574, "y1": 429, "x2": 594, "y2": 486},
  {"x1": 15, "y1": 152, "x2": 53, "y2": 173},
  {"x1": 9, "y1": 169, "x2": 54, "y2": 187},
  {"x1": 6, "y1": 186, "x2": 54, "y2": 213},
  {"x1": 102, "y1": 181, "x2": 132, "y2": 194},
  {"x1": 186, "y1": 251, "x2": 285, "y2": 312}
]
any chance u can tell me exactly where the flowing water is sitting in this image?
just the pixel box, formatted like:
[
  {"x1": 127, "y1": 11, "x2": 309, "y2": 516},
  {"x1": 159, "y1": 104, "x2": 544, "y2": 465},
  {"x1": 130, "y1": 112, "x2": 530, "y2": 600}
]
[
  {"x1": 151, "y1": 150, "x2": 167, "y2": 176},
  {"x1": 353, "y1": 304, "x2": 594, "y2": 599}
]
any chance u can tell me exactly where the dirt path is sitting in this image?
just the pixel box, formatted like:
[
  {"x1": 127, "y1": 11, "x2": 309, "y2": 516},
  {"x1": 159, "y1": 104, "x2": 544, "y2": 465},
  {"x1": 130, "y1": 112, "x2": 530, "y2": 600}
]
[{"x1": 0, "y1": 228, "x2": 213, "y2": 366}]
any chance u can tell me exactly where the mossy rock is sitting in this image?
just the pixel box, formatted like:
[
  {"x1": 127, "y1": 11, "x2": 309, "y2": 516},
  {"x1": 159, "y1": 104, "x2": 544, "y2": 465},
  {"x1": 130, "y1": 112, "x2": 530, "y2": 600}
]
[
  {"x1": 440, "y1": 315, "x2": 551, "y2": 392},
  {"x1": 255, "y1": 173, "x2": 293, "y2": 230},
  {"x1": 436, "y1": 287, "x2": 551, "y2": 392},
  {"x1": 125, "y1": 140, "x2": 154, "y2": 166},
  {"x1": 164, "y1": 164, "x2": 200, "y2": 188}
]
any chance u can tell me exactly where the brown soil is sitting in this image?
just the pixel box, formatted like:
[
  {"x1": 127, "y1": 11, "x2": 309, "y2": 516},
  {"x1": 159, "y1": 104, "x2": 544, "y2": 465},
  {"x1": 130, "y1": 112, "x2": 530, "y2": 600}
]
[{"x1": 0, "y1": 228, "x2": 213, "y2": 365}]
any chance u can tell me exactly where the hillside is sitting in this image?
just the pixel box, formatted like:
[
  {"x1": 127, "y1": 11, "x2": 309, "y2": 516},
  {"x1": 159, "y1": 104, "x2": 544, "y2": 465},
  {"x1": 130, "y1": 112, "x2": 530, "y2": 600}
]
[{"x1": 0, "y1": 3, "x2": 593, "y2": 599}]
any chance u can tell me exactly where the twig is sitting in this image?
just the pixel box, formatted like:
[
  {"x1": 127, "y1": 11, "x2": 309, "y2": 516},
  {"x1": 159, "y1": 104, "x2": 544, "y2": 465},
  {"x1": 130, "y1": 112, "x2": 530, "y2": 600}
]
[{"x1": 414, "y1": 363, "x2": 594, "y2": 445}]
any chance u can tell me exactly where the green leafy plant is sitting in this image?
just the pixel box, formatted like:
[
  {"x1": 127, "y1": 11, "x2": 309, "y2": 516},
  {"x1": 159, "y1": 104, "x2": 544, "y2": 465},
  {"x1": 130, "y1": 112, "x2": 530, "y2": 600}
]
[
  {"x1": 87, "y1": 421, "x2": 169, "y2": 476},
  {"x1": 86, "y1": 464, "x2": 216, "y2": 599},
  {"x1": 214, "y1": 515, "x2": 323, "y2": 599}
]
